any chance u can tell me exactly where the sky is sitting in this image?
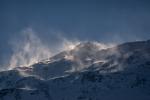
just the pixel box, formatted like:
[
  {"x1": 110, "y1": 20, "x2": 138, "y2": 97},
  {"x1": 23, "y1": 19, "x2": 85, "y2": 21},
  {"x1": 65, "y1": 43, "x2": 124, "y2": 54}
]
[{"x1": 0, "y1": 0, "x2": 150, "y2": 68}]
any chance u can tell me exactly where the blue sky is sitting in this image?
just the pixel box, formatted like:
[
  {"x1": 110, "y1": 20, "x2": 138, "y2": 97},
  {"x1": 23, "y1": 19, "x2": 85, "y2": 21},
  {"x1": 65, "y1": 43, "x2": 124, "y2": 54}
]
[{"x1": 0, "y1": 0, "x2": 150, "y2": 67}]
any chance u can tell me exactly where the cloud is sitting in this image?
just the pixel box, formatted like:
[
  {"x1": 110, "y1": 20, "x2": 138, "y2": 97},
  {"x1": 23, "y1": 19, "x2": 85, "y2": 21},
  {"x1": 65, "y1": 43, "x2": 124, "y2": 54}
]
[
  {"x1": 61, "y1": 38, "x2": 81, "y2": 51},
  {"x1": 9, "y1": 28, "x2": 52, "y2": 69},
  {"x1": 8, "y1": 29, "x2": 82, "y2": 69},
  {"x1": 8, "y1": 28, "x2": 116, "y2": 72},
  {"x1": 64, "y1": 41, "x2": 115, "y2": 72}
]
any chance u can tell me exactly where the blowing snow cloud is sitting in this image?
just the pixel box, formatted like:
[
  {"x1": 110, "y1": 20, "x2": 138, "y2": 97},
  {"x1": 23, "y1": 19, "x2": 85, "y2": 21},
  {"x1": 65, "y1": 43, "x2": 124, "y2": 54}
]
[{"x1": 9, "y1": 29, "x2": 52, "y2": 69}]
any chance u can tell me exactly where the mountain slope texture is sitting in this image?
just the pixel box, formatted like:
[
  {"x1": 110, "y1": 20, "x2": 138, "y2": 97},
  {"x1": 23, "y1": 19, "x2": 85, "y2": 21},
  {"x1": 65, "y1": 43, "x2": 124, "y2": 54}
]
[{"x1": 0, "y1": 40, "x2": 150, "y2": 100}]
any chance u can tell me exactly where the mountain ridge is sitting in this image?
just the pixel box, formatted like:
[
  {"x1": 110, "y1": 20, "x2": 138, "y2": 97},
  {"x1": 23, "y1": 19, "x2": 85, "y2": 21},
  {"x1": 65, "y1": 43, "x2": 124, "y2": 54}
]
[{"x1": 0, "y1": 40, "x2": 150, "y2": 100}]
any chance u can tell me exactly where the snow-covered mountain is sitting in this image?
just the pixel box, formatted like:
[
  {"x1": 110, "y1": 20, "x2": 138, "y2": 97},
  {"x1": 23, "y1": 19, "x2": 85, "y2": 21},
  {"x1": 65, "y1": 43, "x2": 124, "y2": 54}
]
[{"x1": 0, "y1": 40, "x2": 150, "y2": 100}]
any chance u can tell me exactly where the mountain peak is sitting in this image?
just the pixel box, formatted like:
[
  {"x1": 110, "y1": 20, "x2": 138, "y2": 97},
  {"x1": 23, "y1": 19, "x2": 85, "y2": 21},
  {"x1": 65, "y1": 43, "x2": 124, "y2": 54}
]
[
  {"x1": 74, "y1": 41, "x2": 108, "y2": 50},
  {"x1": 0, "y1": 40, "x2": 150, "y2": 100}
]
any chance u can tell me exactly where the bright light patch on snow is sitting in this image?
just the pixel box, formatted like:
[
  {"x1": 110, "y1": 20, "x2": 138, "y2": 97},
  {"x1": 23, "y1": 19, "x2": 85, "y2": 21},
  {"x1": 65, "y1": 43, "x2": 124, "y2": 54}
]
[
  {"x1": 93, "y1": 60, "x2": 107, "y2": 64},
  {"x1": 92, "y1": 41, "x2": 114, "y2": 50},
  {"x1": 64, "y1": 55, "x2": 74, "y2": 60},
  {"x1": 62, "y1": 38, "x2": 80, "y2": 51},
  {"x1": 20, "y1": 85, "x2": 35, "y2": 90}
]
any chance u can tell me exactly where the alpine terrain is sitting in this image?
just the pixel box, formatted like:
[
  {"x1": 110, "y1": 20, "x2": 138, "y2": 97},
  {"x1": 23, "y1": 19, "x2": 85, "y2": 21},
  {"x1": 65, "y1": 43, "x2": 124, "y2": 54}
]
[{"x1": 0, "y1": 40, "x2": 150, "y2": 100}]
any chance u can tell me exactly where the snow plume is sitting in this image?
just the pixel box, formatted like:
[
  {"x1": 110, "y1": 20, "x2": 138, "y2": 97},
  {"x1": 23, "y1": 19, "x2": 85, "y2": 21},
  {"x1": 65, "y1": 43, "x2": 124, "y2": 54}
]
[
  {"x1": 9, "y1": 29, "x2": 52, "y2": 69},
  {"x1": 59, "y1": 37, "x2": 81, "y2": 51},
  {"x1": 60, "y1": 38, "x2": 114, "y2": 52},
  {"x1": 91, "y1": 41, "x2": 114, "y2": 50},
  {"x1": 65, "y1": 41, "x2": 115, "y2": 72}
]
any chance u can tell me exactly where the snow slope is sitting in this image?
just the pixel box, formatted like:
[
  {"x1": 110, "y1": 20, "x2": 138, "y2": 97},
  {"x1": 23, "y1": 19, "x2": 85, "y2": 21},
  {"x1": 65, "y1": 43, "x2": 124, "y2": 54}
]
[{"x1": 0, "y1": 40, "x2": 150, "y2": 100}]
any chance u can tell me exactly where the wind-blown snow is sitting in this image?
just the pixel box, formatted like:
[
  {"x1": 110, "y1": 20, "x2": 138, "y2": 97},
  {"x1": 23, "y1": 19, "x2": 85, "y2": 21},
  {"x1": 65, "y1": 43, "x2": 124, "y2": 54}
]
[
  {"x1": 9, "y1": 29, "x2": 52, "y2": 69},
  {"x1": 1, "y1": 39, "x2": 150, "y2": 100}
]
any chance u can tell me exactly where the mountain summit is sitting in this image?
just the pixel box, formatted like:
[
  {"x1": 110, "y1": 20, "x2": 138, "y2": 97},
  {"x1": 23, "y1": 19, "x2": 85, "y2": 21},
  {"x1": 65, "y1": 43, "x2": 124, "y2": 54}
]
[{"x1": 0, "y1": 40, "x2": 150, "y2": 100}]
